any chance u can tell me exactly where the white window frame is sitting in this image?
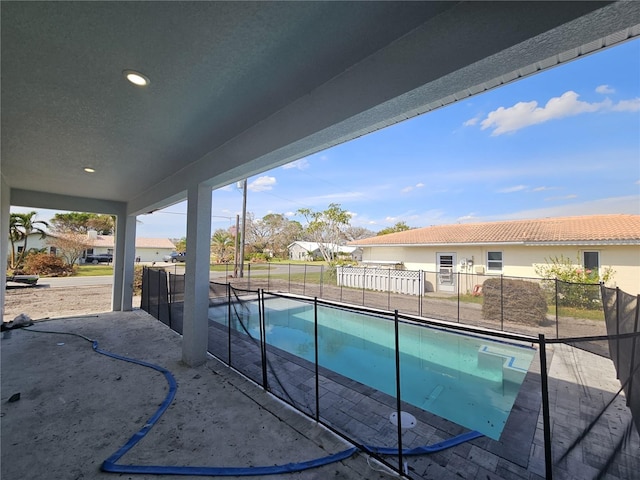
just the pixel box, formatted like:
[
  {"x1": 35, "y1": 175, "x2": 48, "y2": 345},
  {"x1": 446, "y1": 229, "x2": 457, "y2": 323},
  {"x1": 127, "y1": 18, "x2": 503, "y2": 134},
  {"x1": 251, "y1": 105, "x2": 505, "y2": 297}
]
[
  {"x1": 582, "y1": 250, "x2": 600, "y2": 274},
  {"x1": 487, "y1": 251, "x2": 503, "y2": 272}
]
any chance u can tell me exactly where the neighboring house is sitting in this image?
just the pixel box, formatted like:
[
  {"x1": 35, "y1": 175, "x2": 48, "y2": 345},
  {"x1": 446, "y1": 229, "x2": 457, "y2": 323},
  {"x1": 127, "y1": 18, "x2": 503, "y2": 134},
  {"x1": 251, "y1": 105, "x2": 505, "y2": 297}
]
[
  {"x1": 83, "y1": 231, "x2": 175, "y2": 263},
  {"x1": 8, "y1": 231, "x2": 176, "y2": 264},
  {"x1": 348, "y1": 214, "x2": 640, "y2": 295},
  {"x1": 288, "y1": 241, "x2": 362, "y2": 262}
]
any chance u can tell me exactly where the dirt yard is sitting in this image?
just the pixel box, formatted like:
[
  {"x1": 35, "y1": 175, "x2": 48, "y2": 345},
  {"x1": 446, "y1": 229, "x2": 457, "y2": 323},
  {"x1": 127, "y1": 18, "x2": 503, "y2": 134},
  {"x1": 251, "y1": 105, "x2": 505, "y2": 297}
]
[{"x1": 3, "y1": 285, "x2": 139, "y2": 323}]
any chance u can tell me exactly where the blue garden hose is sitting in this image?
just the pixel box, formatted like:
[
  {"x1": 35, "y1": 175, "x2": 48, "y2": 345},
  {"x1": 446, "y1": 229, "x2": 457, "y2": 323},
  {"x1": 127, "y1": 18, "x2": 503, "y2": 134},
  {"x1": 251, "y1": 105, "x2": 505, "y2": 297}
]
[{"x1": 23, "y1": 327, "x2": 482, "y2": 476}]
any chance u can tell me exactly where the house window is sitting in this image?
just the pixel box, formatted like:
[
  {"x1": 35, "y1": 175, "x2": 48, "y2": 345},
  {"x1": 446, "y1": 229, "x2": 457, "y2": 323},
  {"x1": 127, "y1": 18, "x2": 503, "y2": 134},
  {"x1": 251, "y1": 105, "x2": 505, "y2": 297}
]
[
  {"x1": 583, "y1": 251, "x2": 600, "y2": 273},
  {"x1": 17, "y1": 246, "x2": 24, "y2": 253},
  {"x1": 49, "y1": 246, "x2": 57, "y2": 255},
  {"x1": 487, "y1": 251, "x2": 503, "y2": 271}
]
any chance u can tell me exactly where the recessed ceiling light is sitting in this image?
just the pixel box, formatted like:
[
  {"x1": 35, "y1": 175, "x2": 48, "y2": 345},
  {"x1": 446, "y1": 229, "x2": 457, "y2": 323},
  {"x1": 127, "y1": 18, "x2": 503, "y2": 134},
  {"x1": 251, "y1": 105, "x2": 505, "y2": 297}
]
[
  {"x1": 84, "y1": 167, "x2": 96, "y2": 173},
  {"x1": 123, "y1": 69, "x2": 150, "y2": 87}
]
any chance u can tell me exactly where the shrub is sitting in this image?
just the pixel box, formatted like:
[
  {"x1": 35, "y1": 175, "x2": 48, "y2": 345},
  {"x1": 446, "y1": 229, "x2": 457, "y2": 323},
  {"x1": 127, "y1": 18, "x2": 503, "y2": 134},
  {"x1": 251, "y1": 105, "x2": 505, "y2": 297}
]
[
  {"x1": 133, "y1": 265, "x2": 144, "y2": 296},
  {"x1": 482, "y1": 277, "x2": 548, "y2": 326},
  {"x1": 22, "y1": 253, "x2": 74, "y2": 276},
  {"x1": 534, "y1": 255, "x2": 614, "y2": 310}
]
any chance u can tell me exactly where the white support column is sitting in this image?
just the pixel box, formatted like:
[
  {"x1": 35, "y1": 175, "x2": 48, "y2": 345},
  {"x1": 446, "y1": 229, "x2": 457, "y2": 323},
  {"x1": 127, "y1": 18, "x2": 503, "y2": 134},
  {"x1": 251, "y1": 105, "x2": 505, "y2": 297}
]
[
  {"x1": 113, "y1": 214, "x2": 137, "y2": 311},
  {"x1": 1, "y1": 178, "x2": 10, "y2": 322},
  {"x1": 182, "y1": 183, "x2": 212, "y2": 367},
  {"x1": 112, "y1": 209, "x2": 129, "y2": 311}
]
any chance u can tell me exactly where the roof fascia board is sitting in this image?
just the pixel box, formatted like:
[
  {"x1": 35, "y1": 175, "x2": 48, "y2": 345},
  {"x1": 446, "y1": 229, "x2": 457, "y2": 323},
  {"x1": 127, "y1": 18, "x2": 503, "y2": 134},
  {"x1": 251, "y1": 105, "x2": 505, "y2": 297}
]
[{"x1": 11, "y1": 189, "x2": 126, "y2": 217}]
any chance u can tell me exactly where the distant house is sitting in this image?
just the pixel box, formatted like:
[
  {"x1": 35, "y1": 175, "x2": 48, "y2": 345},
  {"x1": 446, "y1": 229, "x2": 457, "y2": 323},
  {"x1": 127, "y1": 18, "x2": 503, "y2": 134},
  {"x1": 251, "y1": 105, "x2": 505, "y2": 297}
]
[
  {"x1": 288, "y1": 241, "x2": 362, "y2": 262},
  {"x1": 8, "y1": 231, "x2": 176, "y2": 264},
  {"x1": 348, "y1": 214, "x2": 640, "y2": 295}
]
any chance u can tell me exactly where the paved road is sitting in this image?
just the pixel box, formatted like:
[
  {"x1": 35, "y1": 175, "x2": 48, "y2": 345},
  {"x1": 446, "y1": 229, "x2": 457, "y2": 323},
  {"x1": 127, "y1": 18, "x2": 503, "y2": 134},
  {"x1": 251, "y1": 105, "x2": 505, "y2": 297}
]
[{"x1": 36, "y1": 276, "x2": 114, "y2": 287}]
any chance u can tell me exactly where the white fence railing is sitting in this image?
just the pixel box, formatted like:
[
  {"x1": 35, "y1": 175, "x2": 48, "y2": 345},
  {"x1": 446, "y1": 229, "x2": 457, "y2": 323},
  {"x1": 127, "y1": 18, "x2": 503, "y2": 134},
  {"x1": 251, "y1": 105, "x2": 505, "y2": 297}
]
[{"x1": 336, "y1": 266, "x2": 423, "y2": 296}]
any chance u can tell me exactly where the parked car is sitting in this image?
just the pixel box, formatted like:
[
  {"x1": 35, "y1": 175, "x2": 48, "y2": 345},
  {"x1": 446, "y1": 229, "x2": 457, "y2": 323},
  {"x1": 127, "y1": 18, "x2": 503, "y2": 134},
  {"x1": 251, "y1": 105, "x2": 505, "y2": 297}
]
[
  {"x1": 84, "y1": 253, "x2": 113, "y2": 264},
  {"x1": 163, "y1": 252, "x2": 186, "y2": 263}
]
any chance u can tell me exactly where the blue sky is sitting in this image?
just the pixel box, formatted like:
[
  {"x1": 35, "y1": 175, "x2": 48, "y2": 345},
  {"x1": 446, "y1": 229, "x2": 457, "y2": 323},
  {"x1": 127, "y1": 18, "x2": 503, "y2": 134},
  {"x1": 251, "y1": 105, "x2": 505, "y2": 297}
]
[{"x1": 13, "y1": 38, "x2": 640, "y2": 240}]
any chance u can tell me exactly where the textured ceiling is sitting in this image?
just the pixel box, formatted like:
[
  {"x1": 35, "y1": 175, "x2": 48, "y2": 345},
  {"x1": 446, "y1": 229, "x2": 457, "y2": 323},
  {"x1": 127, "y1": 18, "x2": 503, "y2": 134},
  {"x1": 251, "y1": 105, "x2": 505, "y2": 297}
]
[{"x1": 2, "y1": 1, "x2": 639, "y2": 216}]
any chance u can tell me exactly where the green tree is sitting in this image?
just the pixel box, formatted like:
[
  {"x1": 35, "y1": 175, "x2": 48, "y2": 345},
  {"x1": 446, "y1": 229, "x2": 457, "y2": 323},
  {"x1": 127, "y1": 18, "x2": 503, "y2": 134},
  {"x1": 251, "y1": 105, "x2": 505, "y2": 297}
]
[
  {"x1": 50, "y1": 212, "x2": 114, "y2": 235},
  {"x1": 10, "y1": 211, "x2": 49, "y2": 268},
  {"x1": 297, "y1": 203, "x2": 351, "y2": 264},
  {"x1": 249, "y1": 213, "x2": 303, "y2": 258},
  {"x1": 377, "y1": 221, "x2": 412, "y2": 236},
  {"x1": 172, "y1": 237, "x2": 187, "y2": 252},
  {"x1": 211, "y1": 229, "x2": 234, "y2": 263},
  {"x1": 9, "y1": 214, "x2": 26, "y2": 269},
  {"x1": 343, "y1": 225, "x2": 375, "y2": 242}
]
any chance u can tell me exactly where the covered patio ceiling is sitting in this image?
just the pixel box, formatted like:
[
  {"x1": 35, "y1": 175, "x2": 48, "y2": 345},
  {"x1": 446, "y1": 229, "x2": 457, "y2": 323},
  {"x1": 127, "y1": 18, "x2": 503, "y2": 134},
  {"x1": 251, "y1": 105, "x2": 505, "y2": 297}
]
[{"x1": 2, "y1": 1, "x2": 639, "y2": 216}]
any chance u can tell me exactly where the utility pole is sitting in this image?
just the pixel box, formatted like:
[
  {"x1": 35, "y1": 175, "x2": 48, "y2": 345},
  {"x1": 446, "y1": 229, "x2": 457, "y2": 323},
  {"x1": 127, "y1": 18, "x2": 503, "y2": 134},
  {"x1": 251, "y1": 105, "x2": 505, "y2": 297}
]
[
  {"x1": 239, "y1": 178, "x2": 247, "y2": 278},
  {"x1": 234, "y1": 214, "x2": 240, "y2": 278}
]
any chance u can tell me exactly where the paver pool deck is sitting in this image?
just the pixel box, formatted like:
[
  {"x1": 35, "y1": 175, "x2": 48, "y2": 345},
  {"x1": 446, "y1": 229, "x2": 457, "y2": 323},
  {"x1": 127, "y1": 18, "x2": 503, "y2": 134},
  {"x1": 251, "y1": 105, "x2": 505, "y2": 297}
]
[{"x1": 2, "y1": 310, "x2": 638, "y2": 479}]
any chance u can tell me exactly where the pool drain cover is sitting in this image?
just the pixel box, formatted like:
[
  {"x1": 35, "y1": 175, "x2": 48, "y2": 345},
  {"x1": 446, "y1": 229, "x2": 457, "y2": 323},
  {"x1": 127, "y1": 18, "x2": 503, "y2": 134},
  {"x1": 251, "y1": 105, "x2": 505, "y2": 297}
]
[{"x1": 389, "y1": 411, "x2": 417, "y2": 429}]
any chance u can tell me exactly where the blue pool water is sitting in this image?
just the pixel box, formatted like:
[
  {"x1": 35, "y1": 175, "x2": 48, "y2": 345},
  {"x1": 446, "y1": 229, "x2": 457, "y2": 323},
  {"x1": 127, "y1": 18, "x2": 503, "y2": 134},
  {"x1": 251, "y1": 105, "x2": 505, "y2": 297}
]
[{"x1": 215, "y1": 296, "x2": 535, "y2": 440}]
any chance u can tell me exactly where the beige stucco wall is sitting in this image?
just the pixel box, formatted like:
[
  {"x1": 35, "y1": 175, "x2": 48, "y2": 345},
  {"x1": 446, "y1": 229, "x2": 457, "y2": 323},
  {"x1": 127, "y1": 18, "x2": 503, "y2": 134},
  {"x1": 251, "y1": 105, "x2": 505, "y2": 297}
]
[{"x1": 360, "y1": 244, "x2": 640, "y2": 295}]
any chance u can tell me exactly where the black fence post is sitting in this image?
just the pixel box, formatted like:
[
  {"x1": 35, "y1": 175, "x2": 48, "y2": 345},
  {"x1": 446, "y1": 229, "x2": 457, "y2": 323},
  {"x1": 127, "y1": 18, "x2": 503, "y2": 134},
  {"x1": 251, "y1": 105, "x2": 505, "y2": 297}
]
[
  {"x1": 259, "y1": 289, "x2": 268, "y2": 390},
  {"x1": 267, "y1": 263, "x2": 271, "y2": 291},
  {"x1": 394, "y1": 310, "x2": 404, "y2": 476},
  {"x1": 538, "y1": 334, "x2": 553, "y2": 480},
  {"x1": 288, "y1": 263, "x2": 291, "y2": 293},
  {"x1": 314, "y1": 297, "x2": 320, "y2": 421},
  {"x1": 362, "y1": 267, "x2": 366, "y2": 306},
  {"x1": 500, "y1": 275, "x2": 504, "y2": 331},
  {"x1": 388, "y1": 269, "x2": 392, "y2": 311},
  {"x1": 303, "y1": 265, "x2": 307, "y2": 296},
  {"x1": 555, "y1": 278, "x2": 559, "y2": 339},
  {"x1": 227, "y1": 283, "x2": 232, "y2": 366},
  {"x1": 247, "y1": 263, "x2": 251, "y2": 290},
  {"x1": 457, "y1": 271, "x2": 461, "y2": 322},
  {"x1": 419, "y1": 270, "x2": 423, "y2": 317},
  {"x1": 616, "y1": 287, "x2": 621, "y2": 372}
]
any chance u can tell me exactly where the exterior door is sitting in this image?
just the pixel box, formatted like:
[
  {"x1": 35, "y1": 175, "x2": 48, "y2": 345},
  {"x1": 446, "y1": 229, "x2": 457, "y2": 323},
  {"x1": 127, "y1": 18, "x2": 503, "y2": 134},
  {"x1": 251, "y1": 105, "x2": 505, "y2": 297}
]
[{"x1": 436, "y1": 253, "x2": 456, "y2": 293}]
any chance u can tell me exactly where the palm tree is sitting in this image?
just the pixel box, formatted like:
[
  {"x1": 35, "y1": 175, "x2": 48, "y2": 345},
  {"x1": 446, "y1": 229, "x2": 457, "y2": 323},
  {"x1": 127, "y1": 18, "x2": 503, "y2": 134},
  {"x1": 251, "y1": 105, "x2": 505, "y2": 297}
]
[
  {"x1": 9, "y1": 214, "x2": 26, "y2": 269},
  {"x1": 211, "y1": 229, "x2": 233, "y2": 263},
  {"x1": 11, "y1": 211, "x2": 49, "y2": 268}
]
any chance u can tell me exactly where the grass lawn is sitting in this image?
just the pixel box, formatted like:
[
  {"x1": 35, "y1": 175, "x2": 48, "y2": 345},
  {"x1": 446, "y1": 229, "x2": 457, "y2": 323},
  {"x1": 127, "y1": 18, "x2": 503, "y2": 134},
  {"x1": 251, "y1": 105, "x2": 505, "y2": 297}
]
[{"x1": 75, "y1": 265, "x2": 114, "y2": 276}]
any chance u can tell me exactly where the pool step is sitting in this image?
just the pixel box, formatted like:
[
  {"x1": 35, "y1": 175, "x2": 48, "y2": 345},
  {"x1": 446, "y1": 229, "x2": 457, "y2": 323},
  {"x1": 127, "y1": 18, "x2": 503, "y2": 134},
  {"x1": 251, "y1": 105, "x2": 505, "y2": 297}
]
[{"x1": 477, "y1": 345, "x2": 528, "y2": 385}]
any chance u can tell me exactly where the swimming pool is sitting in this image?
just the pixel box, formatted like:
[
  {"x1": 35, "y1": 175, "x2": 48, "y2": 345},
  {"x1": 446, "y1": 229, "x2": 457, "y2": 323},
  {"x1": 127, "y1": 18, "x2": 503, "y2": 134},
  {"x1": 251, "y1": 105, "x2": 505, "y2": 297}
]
[{"x1": 214, "y1": 296, "x2": 535, "y2": 440}]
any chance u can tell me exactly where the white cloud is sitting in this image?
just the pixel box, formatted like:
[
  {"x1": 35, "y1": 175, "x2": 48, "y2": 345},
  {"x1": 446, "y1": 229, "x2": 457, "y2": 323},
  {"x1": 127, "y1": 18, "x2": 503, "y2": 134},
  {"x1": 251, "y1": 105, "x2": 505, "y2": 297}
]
[
  {"x1": 494, "y1": 195, "x2": 640, "y2": 220},
  {"x1": 479, "y1": 91, "x2": 616, "y2": 135},
  {"x1": 545, "y1": 194, "x2": 578, "y2": 202},
  {"x1": 248, "y1": 176, "x2": 277, "y2": 192},
  {"x1": 285, "y1": 211, "x2": 296, "y2": 217},
  {"x1": 456, "y1": 213, "x2": 478, "y2": 222},
  {"x1": 612, "y1": 98, "x2": 640, "y2": 112},
  {"x1": 532, "y1": 186, "x2": 555, "y2": 192},
  {"x1": 401, "y1": 182, "x2": 425, "y2": 193},
  {"x1": 596, "y1": 84, "x2": 615, "y2": 94},
  {"x1": 463, "y1": 117, "x2": 479, "y2": 127},
  {"x1": 497, "y1": 185, "x2": 527, "y2": 193},
  {"x1": 282, "y1": 158, "x2": 310, "y2": 170}
]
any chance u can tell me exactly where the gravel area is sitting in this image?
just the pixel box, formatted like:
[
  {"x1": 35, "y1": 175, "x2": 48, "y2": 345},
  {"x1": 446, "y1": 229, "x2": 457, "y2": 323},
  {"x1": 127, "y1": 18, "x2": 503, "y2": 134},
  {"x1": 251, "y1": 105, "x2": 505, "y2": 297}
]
[{"x1": 3, "y1": 284, "x2": 140, "y2": 322}]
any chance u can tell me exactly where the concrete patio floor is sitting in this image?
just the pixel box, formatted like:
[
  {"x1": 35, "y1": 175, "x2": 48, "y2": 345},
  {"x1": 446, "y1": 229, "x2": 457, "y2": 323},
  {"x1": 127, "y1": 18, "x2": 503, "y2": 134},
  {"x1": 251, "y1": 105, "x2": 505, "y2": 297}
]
[{"x1": 2, "y1": 310, "x2": 638, "y2": 479}]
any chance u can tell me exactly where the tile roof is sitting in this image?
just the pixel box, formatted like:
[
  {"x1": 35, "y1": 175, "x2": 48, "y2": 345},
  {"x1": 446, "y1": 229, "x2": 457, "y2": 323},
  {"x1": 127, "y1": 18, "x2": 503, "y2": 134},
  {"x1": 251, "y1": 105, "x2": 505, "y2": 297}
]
[
  {"x1": 349, "y1": 214, "x2": 640, "y2": 246},
  {"x1": 89, "y1": 236, "x2": 175, "y2": 249}
]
